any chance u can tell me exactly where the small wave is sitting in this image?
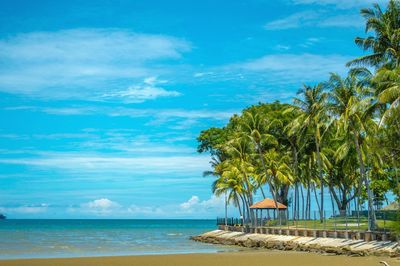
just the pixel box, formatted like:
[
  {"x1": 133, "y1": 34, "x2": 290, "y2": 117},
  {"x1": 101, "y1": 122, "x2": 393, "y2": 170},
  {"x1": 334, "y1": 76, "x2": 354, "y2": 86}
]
[{"x1": 167, "y1": 233, "x2": 183, "y2": 236}]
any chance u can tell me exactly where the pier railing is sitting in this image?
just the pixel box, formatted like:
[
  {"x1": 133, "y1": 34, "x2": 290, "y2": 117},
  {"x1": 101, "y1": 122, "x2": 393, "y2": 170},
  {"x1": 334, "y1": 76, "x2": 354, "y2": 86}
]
[
  {"x1": 216, "y1": 217, "x2": 243, "y2": 226},
  {"x1": 216, "y1": 209, "x2": 398, "y2": 242}
]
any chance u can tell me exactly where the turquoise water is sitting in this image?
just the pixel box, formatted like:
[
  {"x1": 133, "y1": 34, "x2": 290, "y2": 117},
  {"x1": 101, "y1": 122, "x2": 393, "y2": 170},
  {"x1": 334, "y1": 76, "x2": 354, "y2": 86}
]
[{"x1": 0, "y1": 219, "x2": 237, "y2": 259}]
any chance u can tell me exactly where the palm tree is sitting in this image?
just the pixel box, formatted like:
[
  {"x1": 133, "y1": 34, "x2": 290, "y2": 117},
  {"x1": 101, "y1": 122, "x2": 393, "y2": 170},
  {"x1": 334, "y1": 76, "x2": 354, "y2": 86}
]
[
  {"x1": 324, "y1": 137, "x2": 359, "y2": 216},
  {"x1": 326, "y1": 72, "x2": 378, "y2": 230},
  {"x1": 222, "y1": 137, "x2": 257, "y2": 224},
  {"x1": 347, "y1": 0, "x2": 400, "y2": 68},
  {"x1": 290, "y1": 84, "x2": 328, "y2": 222},
  {"x1": 261, "y1": 148, "x2": 293, "y2": 217},
  {"x1": 298, "y1": 149, "x2": 320, "y2": 220},
  {"x1": 212, "y1": 165, "x2": 246, "y2": 219},
  {"x1": 372, "y1": 67, "x2": 400, "y2": 125},
  {"x1": 239, "y1": 110, "x2": 282, "y2": 217}
]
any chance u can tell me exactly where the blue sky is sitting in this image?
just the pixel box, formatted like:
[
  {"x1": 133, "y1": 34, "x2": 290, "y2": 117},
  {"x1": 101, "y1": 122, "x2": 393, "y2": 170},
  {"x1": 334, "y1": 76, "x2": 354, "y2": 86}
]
[{"x1": 0, "y1": 0, "x2": 388, "y2": 218}]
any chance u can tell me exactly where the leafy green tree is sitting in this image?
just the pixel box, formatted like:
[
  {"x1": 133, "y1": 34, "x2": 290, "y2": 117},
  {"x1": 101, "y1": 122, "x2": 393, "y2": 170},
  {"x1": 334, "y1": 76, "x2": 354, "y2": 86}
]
[
  {"x1": 372, "y1": 67, "x2": 400, "y2": 124},
  {"x1": 290, "y1": 84, "x2": 328, "y2": 222},
  {"x1": 238, "y1": 108, "x2": 281, "y2": 215},
  {"x1": 347, "y1": 0, "x2": 400, "y2": 68},
  {"x1": 326, "y1": 72, "x2": 378, "y2": 229}
]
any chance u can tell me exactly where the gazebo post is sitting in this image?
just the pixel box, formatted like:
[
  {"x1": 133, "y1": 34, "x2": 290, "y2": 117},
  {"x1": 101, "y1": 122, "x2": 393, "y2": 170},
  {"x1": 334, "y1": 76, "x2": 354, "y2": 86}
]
[
  {"x1": 249, "y1": 198, "x2": 288, "y2": 232},
  {"x1": 255, "y1": 209, "x2": 258, "y2": 228}
]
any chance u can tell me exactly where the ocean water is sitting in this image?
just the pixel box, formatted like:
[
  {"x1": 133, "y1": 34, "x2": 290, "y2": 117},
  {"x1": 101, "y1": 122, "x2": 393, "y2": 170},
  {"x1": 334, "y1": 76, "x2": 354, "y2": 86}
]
[{"x1": 0, "y1": 219, "x2": 239, "y2": 259}]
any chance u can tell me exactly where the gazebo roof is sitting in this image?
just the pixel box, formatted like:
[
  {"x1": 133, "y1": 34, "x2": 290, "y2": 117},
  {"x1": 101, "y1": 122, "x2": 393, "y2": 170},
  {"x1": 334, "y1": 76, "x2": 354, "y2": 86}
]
[{"x1": 250, "y1": 198, "x2": 287, "y2": 209}]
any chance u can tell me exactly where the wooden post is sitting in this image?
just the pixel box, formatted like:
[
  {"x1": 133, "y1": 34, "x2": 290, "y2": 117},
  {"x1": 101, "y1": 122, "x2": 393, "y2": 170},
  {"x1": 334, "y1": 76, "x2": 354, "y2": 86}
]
[{"x1": 255, "y1": 209, "x2": 258, "y2": 229}]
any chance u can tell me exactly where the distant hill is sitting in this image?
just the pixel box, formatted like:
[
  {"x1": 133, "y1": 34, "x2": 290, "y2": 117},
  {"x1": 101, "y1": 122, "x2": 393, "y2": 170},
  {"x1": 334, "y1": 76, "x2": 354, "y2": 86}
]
[{"x1": 0, "y1": 214, "x2": 6, "y2": 219}]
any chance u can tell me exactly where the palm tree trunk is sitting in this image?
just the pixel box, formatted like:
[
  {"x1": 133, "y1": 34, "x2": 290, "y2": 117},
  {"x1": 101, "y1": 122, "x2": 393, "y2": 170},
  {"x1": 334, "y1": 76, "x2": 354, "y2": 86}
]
[
  {"x1": 259, "y1": 186, "x2": 266, "y2": 199},
  {"x1": 315, "y1": 130, "x2": 324, "y2": 223},
  {"x1": 394, "y1": 157, "x2": 399, "y2": 199},
  {"x1": 294, "y1": 183, "x2": 298, "y2": 221},
  {"x1": 242, "y1": 195, "x2": 249, "y2": 225},
  {"x1": 292, "y1": 192, "x2": 296, "y2": 221},
  {"x1": 306, "y1": 181, "x2": 311, "y2": 219},
  {"x1": 353, "y1": 132, "x2": 376, "y2": 230},
  {"x1": 242, "y1": 194, "x2": 251, "y2": 224},
  {"x1": 312, "y1": 182, "x2": 321, "y2": 220},
  {"x1": 291, "y1": 142, "x2": 300, "y2": 221},
  {"x1": 239, "y1": 194, "x2": 245, "y2": 223},
  {"x1": 330, "y1": 187, "x2": 335, "y2": 218},
  {"x1": 256, "y1": 144, "x2": 280, "y2": 221},
  {"x1": 236, "y1": 197, "x2": 243, "y2": 217},
  {"x1": 241, "y1": 172, "x2": 255, "y2": 225},
  {"x1": 300, "y1": 185, "x2": 305, "y2": 220}
]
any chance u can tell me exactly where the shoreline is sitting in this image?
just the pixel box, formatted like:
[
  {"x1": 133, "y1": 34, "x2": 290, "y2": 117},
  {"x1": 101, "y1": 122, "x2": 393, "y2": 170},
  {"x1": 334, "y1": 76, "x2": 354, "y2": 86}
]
[
  {"x1": 191, "y1": 230, "x2": 400, "y2": 257},
  {"x1": 0, "y1": 250, "x2": 398, "y2": 266},
  {"x1": 0, "y1": 249, "x2": 244, "y2": 261}
]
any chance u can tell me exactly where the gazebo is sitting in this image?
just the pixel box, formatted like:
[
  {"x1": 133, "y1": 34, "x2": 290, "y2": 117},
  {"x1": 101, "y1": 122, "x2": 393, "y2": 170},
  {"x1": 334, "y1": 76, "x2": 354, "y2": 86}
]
[{"x1": 250, "y1": 198, "x2": 287, "y2": 227}]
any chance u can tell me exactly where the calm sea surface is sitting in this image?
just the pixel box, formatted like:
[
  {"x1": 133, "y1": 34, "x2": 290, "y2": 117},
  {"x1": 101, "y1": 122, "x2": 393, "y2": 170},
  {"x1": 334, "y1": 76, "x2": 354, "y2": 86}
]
[{"x1": 0, "y1": 219, "x2": 239, "y2": 259}]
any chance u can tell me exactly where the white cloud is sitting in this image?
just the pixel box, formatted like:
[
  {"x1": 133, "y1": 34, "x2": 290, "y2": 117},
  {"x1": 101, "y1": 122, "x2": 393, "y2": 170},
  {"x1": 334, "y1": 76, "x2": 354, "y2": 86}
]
[
  {"x1": 319, "y1": 14, "x2": 363, "y2": 27},
  {"x1": 68, "y1": 200, "x2": 165, "y2": 217},
  {"x1": 299, "y1": 37, "x2": 322, "y2": 48},
  {"x1": 0, "y1": 153, "x2": 211, "y2": 175},
  {"x1": 180, "y1": 195, "x2": 200, "y2": 209},
  {"x1": 67, "y1": 198, "x2": 122, "y2": 216},
  {"x1": 200, "y1": 195, "x2": 225, "y2": 209},
  {"x1": 179, "y1": 195, "x2": 224, "y2": 213},
  {"x1": 235, "y1": 53, "x2": 350, "y2": 83},
  {"x1": 4, "y1": 106, "x2": 235, "y2": 123},
  {"x1": 84, "y1": 198, "x2": 120, "y2": 209},
  {"x1": 102, "y1": 77, "x2": 181, "y2": 103},
  {"x1": 77, "y1": 133, "x2": 195, "y2": 155},
  {"x1": 0, "y1": 204, "x2": 48, "y2": 214},
  {"x1": 0, "y1": 28, "x2": 190, "y2": 100},
  {"x1": 193, "y1": 72, "x2": 214, "y2": 78},
  {"x1": 290, "y1": 0, "x2": 388, "y2": 9},
  {"x1": 275, "y1": 44, "x2": 291, "y2": 51},
  {"x1": 127, "y1": 205, "x2": 164, "y2": 215},
  {"x1": 264, "y1": 11, "x2": 318, "y2": 30},
  {"x1": 264, "y1": 11, "x2": 363, "y2": 30}
]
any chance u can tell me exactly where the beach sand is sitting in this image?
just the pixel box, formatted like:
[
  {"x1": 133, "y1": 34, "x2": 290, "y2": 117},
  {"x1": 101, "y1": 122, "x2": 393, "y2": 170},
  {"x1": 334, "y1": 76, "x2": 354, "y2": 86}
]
[{"x1": 0, "y1": 251, "x2": 398, "y2": 266}]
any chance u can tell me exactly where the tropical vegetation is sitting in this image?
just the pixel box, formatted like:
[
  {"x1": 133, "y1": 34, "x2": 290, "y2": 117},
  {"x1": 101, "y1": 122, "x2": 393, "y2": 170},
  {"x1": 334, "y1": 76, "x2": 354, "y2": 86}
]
[{"x1": 198, "y1": 0, "x2": 400, "y2": 232}]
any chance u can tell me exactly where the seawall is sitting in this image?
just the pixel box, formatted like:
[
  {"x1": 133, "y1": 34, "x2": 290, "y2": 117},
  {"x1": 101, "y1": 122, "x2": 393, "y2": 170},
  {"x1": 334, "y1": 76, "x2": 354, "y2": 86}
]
[{"x1": 191, "y1": 230, "x2": 400, "y2": 257}]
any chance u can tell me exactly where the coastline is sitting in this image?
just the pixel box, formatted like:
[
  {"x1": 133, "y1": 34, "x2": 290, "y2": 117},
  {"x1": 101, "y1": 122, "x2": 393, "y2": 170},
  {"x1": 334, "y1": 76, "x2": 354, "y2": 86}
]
[
  {"x1": 191, "y1": 230, "x2": 400, "y2": 257},
  {"x1": 0, "y1": 251, "x2": 397, "y2": 266}
]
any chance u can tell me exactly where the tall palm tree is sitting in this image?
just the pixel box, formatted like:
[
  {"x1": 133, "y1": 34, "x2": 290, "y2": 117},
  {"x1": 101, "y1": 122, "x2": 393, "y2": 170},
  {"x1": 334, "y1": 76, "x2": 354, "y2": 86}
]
[
  {"x1": 347, "y1": 0, "x2": 400, "y2": 68},
  {"x1": 212, "y1": 164, "x2": 246, "y2": 219},
  {"x1": 222, "y1": 137, "x2": 257, "y2": 223},
  {"x1": 327, "y1": 72, "x2": 378, "y2": 230},
  {"x1": 290, "y1": 84, "x2": 328, "y2": 222},
  {"x1": 239, "y1": 110, "x2": 282, "y2": 216}
]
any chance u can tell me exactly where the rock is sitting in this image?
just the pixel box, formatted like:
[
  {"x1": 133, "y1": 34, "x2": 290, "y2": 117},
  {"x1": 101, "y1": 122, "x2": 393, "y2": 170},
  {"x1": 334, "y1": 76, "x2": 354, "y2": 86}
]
[{"x1": 190, "y1": 230, "x2": 397, "y2": 257}]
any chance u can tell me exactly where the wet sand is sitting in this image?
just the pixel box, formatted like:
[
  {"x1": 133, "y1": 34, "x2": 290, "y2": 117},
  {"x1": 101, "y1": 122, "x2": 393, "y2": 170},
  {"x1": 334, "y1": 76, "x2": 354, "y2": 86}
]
[{"x1": 0, "y1": 251, "x2": 398, "y2": 266}]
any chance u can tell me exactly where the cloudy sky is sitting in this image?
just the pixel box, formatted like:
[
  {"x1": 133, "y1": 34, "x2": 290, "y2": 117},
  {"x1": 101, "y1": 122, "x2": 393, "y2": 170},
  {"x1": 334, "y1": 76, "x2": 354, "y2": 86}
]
[{"x1": 0, "y1": 0, "x2": 386, "y2": 218}]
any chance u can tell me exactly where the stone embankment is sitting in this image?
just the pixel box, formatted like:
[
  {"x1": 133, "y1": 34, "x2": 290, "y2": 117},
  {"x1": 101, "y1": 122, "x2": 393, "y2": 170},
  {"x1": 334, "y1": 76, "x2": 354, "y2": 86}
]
[{"x1": 191, "y1": 230, "x2": 400, "y2": 257}]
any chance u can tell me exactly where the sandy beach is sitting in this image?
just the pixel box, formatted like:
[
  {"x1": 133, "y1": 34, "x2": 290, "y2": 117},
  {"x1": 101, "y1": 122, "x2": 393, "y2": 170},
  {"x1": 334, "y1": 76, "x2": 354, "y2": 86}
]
[{"x1": 0, "y1": 251, "x2": 398, "y2": 266}]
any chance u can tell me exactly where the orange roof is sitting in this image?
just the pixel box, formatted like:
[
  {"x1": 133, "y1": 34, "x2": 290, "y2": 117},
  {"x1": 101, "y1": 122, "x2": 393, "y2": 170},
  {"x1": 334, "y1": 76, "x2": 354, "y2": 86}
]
[{"x1": 250, "y1": 198, "x2": 287, "y2": 209}]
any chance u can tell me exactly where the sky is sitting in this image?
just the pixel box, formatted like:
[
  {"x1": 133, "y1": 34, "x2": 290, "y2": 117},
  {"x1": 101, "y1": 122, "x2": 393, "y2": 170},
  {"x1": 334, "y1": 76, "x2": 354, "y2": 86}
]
[{"x1": 0, "y1": 0, "x2": 388, "y2": 218}]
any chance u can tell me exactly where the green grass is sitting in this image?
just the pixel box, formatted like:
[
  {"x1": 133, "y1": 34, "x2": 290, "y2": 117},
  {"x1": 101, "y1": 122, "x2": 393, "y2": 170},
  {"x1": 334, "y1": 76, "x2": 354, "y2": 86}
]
[{"x1": 264, "y1": 217, "x2": 397, "y2": 232}]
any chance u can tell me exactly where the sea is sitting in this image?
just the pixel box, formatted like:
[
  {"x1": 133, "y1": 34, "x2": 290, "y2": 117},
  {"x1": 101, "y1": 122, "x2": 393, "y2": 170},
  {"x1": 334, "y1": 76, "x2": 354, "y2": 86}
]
[{"x1": 0, "y1": 219, "x2": 239, "y2": 259}]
